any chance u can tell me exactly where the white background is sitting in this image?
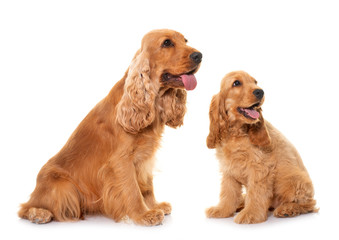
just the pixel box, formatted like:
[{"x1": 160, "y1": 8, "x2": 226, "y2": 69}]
[{"x1": 1, "y1": 0, "x2": 338, "y2": 239}]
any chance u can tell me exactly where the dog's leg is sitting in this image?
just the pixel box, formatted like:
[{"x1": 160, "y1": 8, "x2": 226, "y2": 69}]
[
  {"x1": 236, "y1": 193, "x2": 246, "y2": 212},
  {"x1": 102, "y1": 159, "x2": 164, "y2": 226},
  {"x1": 206, "y1": 174, "x2": 242, "y2": 218},
  {"x1": 234, "y1": 178, "x2": 272, "y2": 224},
  {"x1": 18, "y1": 173, "x2": 83, "y2": 223},
  {"x1": 139, "y1": 176, "x2": 172, "y2": 215},
  {"x1": 134, "y1": 158, "x2": 171, "y2": 215},
  {"x1": 273, "y1": 170, "x2": 318, "y2": 218}
]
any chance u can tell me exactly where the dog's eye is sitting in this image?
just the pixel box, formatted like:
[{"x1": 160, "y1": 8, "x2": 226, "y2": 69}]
[
  {"x1": 233, "y1": 80, "x2": 241, "y2": 87},
  {"x1": 162, "y1": 39, "x2": 174, "y2": 48}
]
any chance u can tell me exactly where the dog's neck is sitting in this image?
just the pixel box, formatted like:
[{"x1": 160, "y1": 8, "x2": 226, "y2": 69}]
[
  {"x1": 158, "y1": 86, "x2": 174, "y2": 96},
  {"x1": 226, "y1": 121, "x2": 249, "y2": 137},
  {"x1": 226, "y1": 119, "x2": 262, "y2": 138}
]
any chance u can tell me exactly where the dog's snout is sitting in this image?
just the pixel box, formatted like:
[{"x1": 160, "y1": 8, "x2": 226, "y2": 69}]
[
  {"x1": 190, "y1": 52, "x2": 202, "y2": 64},
  {"x1": 253, "y1": 89, "x2": 264, "y2": 100}
]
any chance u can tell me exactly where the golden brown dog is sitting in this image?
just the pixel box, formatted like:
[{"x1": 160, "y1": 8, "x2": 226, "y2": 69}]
[
  {"x1": 18, "y1": 29, "x2": 202, "y2": 226},
  {"x1": 206, "y1": 71, "x2": 317, "y2": 224}
]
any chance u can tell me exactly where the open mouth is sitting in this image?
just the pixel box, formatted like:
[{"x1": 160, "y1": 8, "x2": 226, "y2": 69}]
[
  {"x1": 237, "y1": 102, "x2": 261, "y2": 120},
  {"x1": 161, "y1": 68, "x2": 198, "y2": 91}
]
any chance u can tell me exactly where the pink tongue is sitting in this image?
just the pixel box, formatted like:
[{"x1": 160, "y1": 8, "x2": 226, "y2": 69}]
[
  {"x1": 244, "y1": 108, "x2": 260, "y2": 119},
  {"x1": 180, "y1": 74, "x2": 197, "y2": 91}
]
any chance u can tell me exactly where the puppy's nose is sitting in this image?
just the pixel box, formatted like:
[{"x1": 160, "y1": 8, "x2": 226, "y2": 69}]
[
  {"x1": 190, "y1": 52, "x2": 202, "y2": 64},
  {"x1": 253, "y1": 89, "x2": 264, "y2": 100}
]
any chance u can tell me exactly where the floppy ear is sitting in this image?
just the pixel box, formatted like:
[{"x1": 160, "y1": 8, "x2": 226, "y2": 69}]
[
  {"x1": 116, "y1": 51, "x2": 159, "y2": 134},
  {"x1": 248, "y1": 112, "x2": 271, "y2": 147},
  {"x1": 206, "y1": 94, "x2": 227, "y2": 149},
  {"x1": 159, "y1": 88, "x2": 187, "y2": 128}
]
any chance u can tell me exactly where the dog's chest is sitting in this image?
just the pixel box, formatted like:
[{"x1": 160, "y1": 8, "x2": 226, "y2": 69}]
[
  {"x1": 217, "y1": 139, "x2": 266, "y2": 185},
  {"x1": 132, "y1": 125, "x2": 163, "y2": 162}
]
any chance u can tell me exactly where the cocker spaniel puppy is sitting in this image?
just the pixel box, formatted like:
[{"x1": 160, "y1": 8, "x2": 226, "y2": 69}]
[
  {"x1": 19, "y1": 29, "x2": 202, "y2": 226},
  {"x1": 206, "y1": 71, "x2": 317, "y2": 224}
]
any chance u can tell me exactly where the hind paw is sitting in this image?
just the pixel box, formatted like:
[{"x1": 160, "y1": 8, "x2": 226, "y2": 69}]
[
  {"x1": 273, "y1": 203, "x2": 301, "y2": 218},
  {"x1": 28, "y1": 208, "x2": 53, "y2": 224}
]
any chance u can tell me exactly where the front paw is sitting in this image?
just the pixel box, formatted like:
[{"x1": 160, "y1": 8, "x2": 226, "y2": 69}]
[
  {"x1": 155, "y1": 202, "x2": 172, "y2": 215},
  {"x1": 135, "y1": 209, "x2": 164, "y2": 226},
  {"x1": 206, "y1": 206, "x2": 234, "y2": 218},
  {"x1": 234, "y1": 209, "x2": 267, "y2": 224}
]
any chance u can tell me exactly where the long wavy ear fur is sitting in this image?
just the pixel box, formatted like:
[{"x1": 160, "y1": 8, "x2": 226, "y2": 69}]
[
  {"x1": 116, "y1": 52, "x2": 158, "y2": 134},
  {"x1": 159, "y1": 88, "x2": 187, "y2": 128},
  {"x1": 249, "y1": 112, "x2": 271, "y2": 147},
  {"x1": 206, "y1": 94, "x2": 227, "y2": 149}
]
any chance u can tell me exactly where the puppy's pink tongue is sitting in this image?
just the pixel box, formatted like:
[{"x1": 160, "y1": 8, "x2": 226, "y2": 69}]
[{"x1": 180, "y1": 74, "x2": 197, "y2": 91}]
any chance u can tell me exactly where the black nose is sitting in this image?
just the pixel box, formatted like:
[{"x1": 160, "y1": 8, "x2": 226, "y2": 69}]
[
  {"x1": 190, "y1": 52, "x2": 202, "y2": 64},
  {"x1": 253, "y1": 89, "x2": 264, "y2": 100}
]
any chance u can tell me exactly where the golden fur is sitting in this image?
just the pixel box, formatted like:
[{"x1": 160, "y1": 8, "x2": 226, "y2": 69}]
[
  {"x1": 18, "y1": 29, "x2": 202, "y2": 226},
  {"x1": 206, "y1": 71, "x2": 317, "y2": 224}
]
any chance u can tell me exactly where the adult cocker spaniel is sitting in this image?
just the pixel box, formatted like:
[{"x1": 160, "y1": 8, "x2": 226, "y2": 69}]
[
  {"x1": 19, "y1": 29, "x2": 202, "y2": 226},
  {"x1": 206, "y1": 71, "x2": 317, "y2": 224}
]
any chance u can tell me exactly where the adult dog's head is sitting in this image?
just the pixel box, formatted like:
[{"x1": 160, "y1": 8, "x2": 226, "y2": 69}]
[
  {"x1": 207, "y1": 71, "x2": 270, "y2": 148},
  {"x1": 140, "y1": 29, "x2": 202, "y2": 90},
  {"x1": 117, "y1": 29, "x2": 202, "y2": 134}
]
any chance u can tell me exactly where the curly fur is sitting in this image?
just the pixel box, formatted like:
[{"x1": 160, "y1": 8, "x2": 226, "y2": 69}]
[
  {"x1": 116, "y1": 54, "x2": 158, "y2": 134},
  {"x1": 206, "y1": 71, "x2": 317, "y2": 224},
  {"x1": 18, "y1": 29, "x2": 201, "y2": 226}
]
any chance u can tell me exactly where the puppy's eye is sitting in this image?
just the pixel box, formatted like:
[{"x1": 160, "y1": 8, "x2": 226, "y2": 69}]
[
  {"x1": 233, "y1": 80, "x2": 241, "y2": 87},
  {"x1": 162, "y1": 39, "x2": 174, "y2": 48}
]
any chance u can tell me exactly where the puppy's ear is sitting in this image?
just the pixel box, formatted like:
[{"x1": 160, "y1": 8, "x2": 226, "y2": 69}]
[
  {"x1": 116, "y1": 51, "x2": 159, "y2": 134},
  {"x1": 206, "y1": 94, "x2": 227, "y2": 149},
  {"x1": 249, "y1": 112, "x2": 271, "y2": 147}
]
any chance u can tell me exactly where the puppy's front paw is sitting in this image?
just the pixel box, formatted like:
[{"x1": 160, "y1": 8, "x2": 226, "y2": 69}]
[
  {"x1": 206, "y1": 206, "x2": 234, "y2": 218},
  {"x1": 155, "y1": 202, "x2": 172, "y2": 215},
  {"x1": 136, "y1": 209, "x2": 164, "y2": 226},
  {"x1": 234, "y1": 209, "x2": 267, "y2": 224}
]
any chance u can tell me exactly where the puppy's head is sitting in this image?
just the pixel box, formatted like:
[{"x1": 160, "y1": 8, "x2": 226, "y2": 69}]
[
  {"x1": 221, "y1": 71, "x2": 264, "y2": 124},
  {"x1": 207, "y1": 71, "x2": 270, "y2": 148}
]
